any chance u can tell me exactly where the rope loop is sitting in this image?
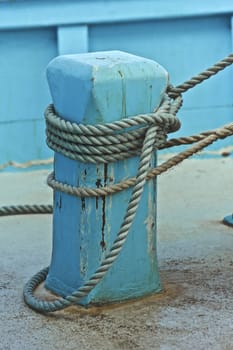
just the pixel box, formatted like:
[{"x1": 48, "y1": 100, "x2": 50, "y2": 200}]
[{"x1": 45, "y1": 94, "x2": 182, "y2": 164}]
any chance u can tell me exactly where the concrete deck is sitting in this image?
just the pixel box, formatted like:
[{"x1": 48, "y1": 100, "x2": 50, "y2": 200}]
[{"x1": 1, "y1": 158, "x2": 233, "y2": 350}]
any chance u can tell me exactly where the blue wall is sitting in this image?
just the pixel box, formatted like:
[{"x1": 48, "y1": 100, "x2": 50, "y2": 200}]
[{"x1": 0, "y1": 0, "x2": 233, "y2": 168}]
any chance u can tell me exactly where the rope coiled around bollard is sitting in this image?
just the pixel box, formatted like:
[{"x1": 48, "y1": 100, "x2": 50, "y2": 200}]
[
  {"x1": 2, "y1": 53, "x2": 233, "y2": 313},
  {"x1": 23, "y1": 95, "x2": 182, "y2": 312},
  {"x1": 45, "y1": 94, "x2": 181, "y2": 163},
  {"x1": 47, "y1": 122, "x2": 233, "y2": 198}
]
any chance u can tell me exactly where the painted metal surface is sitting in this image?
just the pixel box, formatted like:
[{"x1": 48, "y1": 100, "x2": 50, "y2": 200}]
[
  {"x1": 44, "y1": 50, "x2": 168, "y2": 304},
  {"x1": 0, "y1": 1, "x2": 233, "y2": 167},
  {"x1": 1, "y1": 1, "x2": 233, "y2": 29}
]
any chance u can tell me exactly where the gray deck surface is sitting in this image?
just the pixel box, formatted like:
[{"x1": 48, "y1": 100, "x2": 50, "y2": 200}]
[{"x1": 1, "y1": 158, "x2": 233, "y2": 350}]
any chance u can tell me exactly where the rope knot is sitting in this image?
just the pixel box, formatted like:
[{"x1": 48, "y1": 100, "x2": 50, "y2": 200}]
[{"x1": 45, "y1": 94, "x2": 182, "y2": 165}]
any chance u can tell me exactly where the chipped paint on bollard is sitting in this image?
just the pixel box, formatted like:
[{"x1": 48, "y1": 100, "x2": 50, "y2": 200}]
[{"x1": 45, "y1": 51, "x2": 168, "y2": 305}]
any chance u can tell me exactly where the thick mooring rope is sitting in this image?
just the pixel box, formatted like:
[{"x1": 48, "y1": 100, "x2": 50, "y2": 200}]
[
  {"x1": 45, "y1": 94, "x2": 181, "y2": 163},
  {"x1": 3, "y1": 53, "x2": 233, "y2": 313},
  {"x1": 0, "y1": 204, "x2": 53, "y2": 216},
  {"x1": 167, "y1": 53, "x2": 233, "y2": 98}
]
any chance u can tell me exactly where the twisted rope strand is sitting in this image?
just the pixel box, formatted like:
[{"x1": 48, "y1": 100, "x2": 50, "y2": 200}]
[
  {"x1": 161, "y1": 122, "x2": 233, "y2": 149},
  {"x1": 168, "y1": 53, "x2": 233, "y2": 98}
]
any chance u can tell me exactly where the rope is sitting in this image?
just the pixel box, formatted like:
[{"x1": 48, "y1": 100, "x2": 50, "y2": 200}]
[
  {"x1": 162, "y1": 123, "x2": 233, "y2": 149},
  {"x1": 0, "y1": 158, "x2": 53, "y2": 171},
  {"x1": 167, "y1": 53, "x2": 233, "y2": 98},
  {"x1": 45, "y1": 94, "x2": 181, "y2": 163},
  {"x1": 2, "y1": 52, "x2": 233, "y2": 313},
  {"x1": 0, "y1": 205, "x2": 52, "y2": 216},
  {"x1": 47, "y1": 122, "x2": 233, "y2": 198}
]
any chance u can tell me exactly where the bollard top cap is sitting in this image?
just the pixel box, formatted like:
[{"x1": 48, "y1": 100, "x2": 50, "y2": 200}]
[
  {"x1": 49, "y1": 50, "x2": 163, "y2": 69},
  {"x1": 47, "y1": 50, "x2": 168, "y2": 124}
]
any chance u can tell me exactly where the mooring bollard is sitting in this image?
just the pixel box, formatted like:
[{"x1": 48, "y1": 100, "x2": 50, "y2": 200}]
[{"x1": 44, "y1": 50, "x2": 169, "y2": 305}]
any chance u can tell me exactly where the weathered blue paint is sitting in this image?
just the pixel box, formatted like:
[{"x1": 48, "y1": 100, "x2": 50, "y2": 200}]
[
  {"x1": 1, "y1": 1, "x2": 233, "y2": 169},
  {"x1": 45, "y1": 50, "x2": 168, "y2": 304}
]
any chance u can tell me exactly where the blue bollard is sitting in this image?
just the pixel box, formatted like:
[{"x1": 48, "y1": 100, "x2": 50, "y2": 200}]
[{"x1": 45, "y1": 50, "x2": 168, "y2": 305}]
